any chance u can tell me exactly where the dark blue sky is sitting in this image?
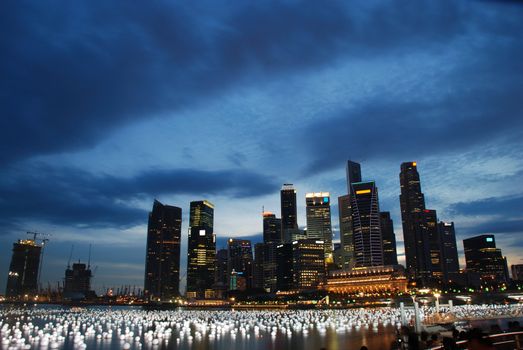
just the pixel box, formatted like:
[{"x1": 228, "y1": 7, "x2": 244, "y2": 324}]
[{"x1": 1, "y1": 1, "x2": 523, "y2": 293}]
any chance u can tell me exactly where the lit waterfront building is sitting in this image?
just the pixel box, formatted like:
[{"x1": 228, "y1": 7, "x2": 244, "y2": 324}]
[
  {"x1": 305, "y1": 192, "x2": 333, "y2": 261},
  {"x1": 293, "y1": 239, "x2": 326, "y2": 290},
  {"x1": 143, "y1": 200, "x2": 182, "y2": 301},
  {"x1": 464, "y1": 234, "x2": 508, "y2": 285},
  {"x1": 6, "y1": 238, "x2": 43, "y2": 298},
  {"x1": 186, "y1": 200, "x2": 216, "y2": 299},
  {"x1": 324, "y1": 265, "x2": 408, "y2": 294}
]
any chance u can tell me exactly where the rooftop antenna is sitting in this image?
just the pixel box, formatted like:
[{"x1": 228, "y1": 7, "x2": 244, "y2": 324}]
[
  {"x1": 88, "y1": 244, "x2": 92, "y2": 269},
  {"x1": 67, "y1": 244, "x2": 74, "y2": 269}
]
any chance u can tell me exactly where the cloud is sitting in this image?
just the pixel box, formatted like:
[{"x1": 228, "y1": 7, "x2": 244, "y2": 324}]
[
  {"x1": 0, "y1": 163, "x2": 278, "y2": 229},
  {"x1": 449, "y1": 195, "x2": 523, "y2": 218},
  {"x1": 0, "y1": 1, "x2": 475, "y2": 166}
]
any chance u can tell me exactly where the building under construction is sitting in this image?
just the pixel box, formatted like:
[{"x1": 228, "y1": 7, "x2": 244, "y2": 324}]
[{"x1": 5, "y1": 232, "x2": 48, "y2": 298}]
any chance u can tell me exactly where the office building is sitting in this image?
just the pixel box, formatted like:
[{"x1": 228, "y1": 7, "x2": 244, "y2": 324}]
[
  {"x1": 5, "y1": 239, "x2": 43, "y2": 298},
  {"x1": 399, "y1": 162, "x2": 432, "y2": 281},
  {"x1": 423, "y1": 209, "x2": 443, "y2": 280},
  {"x1": 253, "y1": 242, "x2": 277, "y2": 292},
  {"x1": 186, "y1": 200, "x2": 216, "y2": 299},
  {"x1": 227, "y1": 239, "x2": 253, "y2": 290},
  {"x1": 463, "y1": 234, "x2": 508, "y2": 285},
  {"x1": 214, "y1": 248, "x2": 228, "y2": 297},
  {"x1": 351, "y1": 181, "x2": 384, "y2": 267},
  {"x1": 338, "y1": 194, "x2": 354, "y2": 270},
  {"x1": 276, "y1": 243, "x2": 294, "y2": 291},
  {"x1": 293, "y1": 239, "x2": 326, "y2": 290},
  {"x1": 438, "y1": 222, "x2": 460, "y2": 282},
  {"x1": 305, "y1": 192, "x2": 333, "y2": 260},
  {"x1": 263, "y1": 212, "x2": 282, "y2": 244},
  {"x1": 281, "y1": 184, "x2": 298, "y2": 232},
  {"x1": 144, "y1": 200, "x2": 182, "y2": 301},
  {"x1": 380, "y1": 212, "x2": 398, "y2": 266},
  {"x1": 346, "y1": 160, "x2": 362, "y2": 193}
]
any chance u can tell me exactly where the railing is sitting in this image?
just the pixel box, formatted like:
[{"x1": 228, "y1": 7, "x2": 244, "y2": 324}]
[{"x1": 428, "y1": 331, "x2": 523, "y2": 350}]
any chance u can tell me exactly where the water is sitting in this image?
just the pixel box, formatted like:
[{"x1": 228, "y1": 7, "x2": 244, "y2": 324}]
[{"x1": 0, "y1": 305, "x2": 399, "y2": 350}]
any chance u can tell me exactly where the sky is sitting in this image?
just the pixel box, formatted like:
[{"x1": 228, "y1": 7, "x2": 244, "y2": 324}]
[{"x1": 1, "y1": 1, "x2": 523, "y2": 294}]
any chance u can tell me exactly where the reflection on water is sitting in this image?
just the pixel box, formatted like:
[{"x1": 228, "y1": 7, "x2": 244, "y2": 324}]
[{"x1": 0, "y1": 305, "x2": 400, "y2": 350}]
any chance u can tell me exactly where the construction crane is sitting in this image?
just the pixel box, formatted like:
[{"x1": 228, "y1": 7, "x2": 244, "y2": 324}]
[{"x1": 27, "y1": 231, "x2": 51, "y2": 292}]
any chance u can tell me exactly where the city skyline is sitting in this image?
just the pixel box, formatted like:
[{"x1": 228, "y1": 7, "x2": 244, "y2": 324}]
[{"x1": 1, "y1": 1, "x2": 523, "y2": 293}]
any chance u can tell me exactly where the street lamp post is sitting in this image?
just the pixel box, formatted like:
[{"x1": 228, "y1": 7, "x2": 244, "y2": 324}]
[{"x1": 434, "y1": 293, "x2": 440, "y2": 314}]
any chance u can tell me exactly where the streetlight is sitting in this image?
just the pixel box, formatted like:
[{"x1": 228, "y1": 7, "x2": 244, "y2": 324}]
[{"x1": 434, "y1": 292, "x2": 441, "y2": 314}]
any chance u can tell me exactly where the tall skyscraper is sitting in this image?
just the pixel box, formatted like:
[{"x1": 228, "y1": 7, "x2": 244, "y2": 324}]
[
  {"x1": 346, "y1": 160, "x2": 362, "y2": 193},
  {"x1": 305, "y1": 192, "x2": 333, "y2": 260},
  {"x1": 399, "y1": 162, "x2": 431, "y2": 281},
  {"x1": 338, "y1": 194, "x2": 354, "y2": 270},
  {"x1": 438, "y1": 221, "x2": 460, "y2": 282},
  {"x1": 424, "y1": 209, "x2": 443, "y2": 280},
  {"x1": 186, "y1": 200, "x2": 216, "y2": 299},
  {"x1": 350, "y1": 181, "x2": 384, "y2": 267},
  {"x1": 276, "y1": 243, "x2": 294, "y2": 291},
  {"x1": 263, "y1": 212, "x2": 282, "y2": 244},
  {"x1": 380, "y1": 212, "x2": 398, "y2": 266},
  {"x1": 464, "y1": 234, "x2": 508, "y2": 285},
  {"x1": 144, "y1": 200, "x2": 182, "y2": 301},
  {"x1": 227, "y1": 239, "x2": 254, "y2": 290},
  {"x1": 6, "y1": 238, "x2": 43, "y2": 298},
  {"x1": 281, "y1": 184, "x2": 298, "y2": 231}
]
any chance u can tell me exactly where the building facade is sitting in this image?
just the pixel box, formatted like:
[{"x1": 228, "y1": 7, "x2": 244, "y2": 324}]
[
  {"x1": 281, "y1": 184, "x2": 298, "y2": 235},
  {"x1": 144, "y1": 200, "x2": 182, "y2": 301},
  {"x1": 324, "y1": 265, "x2": 408, "y2": 294},
  {"x1": 400, "y1": 162, "x2": 432, "y2": 282},
  {"x1": 305, "y1": 192, "x2": 333, "y2": 260},
  {"x1": 186, "y1": 200, "x2": 216, "y2": 299}
]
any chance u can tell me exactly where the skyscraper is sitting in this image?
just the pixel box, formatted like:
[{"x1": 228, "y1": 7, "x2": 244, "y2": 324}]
[
  {"x1": 144, "y1": 200, "x2": 182, "y2": 301},
  {"x1": 399, "y1": 162, "x2": 431, "y2": 281},
  {"x1": 346, "y1": 160, "x2": 362, "y2": 193},
  {"x1": 350, "y1": 181, "x2": 384, "y2": 267},
  {"x1": 6, "y1": 239, "x2": 42, "y2": 298},
  {"x1": 186, "y1": 200, "x2": 216, "y2": 299},
  {"x1": 338, "y1": 194, "x2": 354, "y2": 270},
  {"x1": 380, "y1": 212, "x2": 398, "y2": 266},
  {"x1": 438, "y1": 222, "x2": 460, "y2": 282},
  {"x1": 293, "y1": 239, "x2": 326, "y2": 289},
  {"x1": 424, "y1": 209, "x2": 443, "y2": 280},
  {"x1": 263, "y1": 212, "x2": 282, "y2": 244},
  {"x1": 305, "y1": 192, "x2": 333, "y2": 260},
  {"x1": 276, "y1": 243, "x2": 294, "y2": 291},
  {"x1": 464, "y1": 234, "x2": 508, "y2": 285},
  {"x1": 227, "y1": 239, "x2": 254, "y2": 290},
  {"x1": 281, "y1": 184, "x2": 298, "y2": 232}
]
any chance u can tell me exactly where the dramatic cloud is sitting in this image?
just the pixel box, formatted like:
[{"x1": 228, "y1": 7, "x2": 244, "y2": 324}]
[
  {"x1": 0, "y1": 164, "x2": 278, "y2": 229},
  {"x1": 0, "y1": 1, "x2": 473, "y2": 166}
]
